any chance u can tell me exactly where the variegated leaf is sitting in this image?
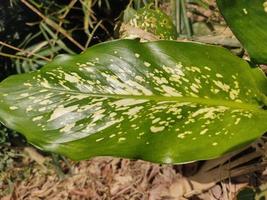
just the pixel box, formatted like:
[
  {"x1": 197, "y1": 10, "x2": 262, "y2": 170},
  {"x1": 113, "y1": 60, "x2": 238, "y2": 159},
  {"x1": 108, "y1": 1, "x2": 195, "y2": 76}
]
[
  {"x1": 0, "y1": 39, "x2": 266, "y2": 163},
  {"x1": 125, "y1": 6, "x2": 177, "y2": 40}
]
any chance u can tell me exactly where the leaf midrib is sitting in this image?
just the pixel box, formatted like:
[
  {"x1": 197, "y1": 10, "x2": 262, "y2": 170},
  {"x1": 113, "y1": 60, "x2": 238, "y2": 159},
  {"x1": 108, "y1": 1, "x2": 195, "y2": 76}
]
[{"x1": 36, "y1": 86, "x2": 266, "y2": 114}]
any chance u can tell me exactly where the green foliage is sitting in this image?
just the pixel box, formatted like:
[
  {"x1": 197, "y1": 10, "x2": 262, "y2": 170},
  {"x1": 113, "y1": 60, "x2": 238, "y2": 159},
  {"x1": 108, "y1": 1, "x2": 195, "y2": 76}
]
[
  {"x1": 0, "y1": 145, "x2": 18, "y2": 172},
  {"x1": 0, "y1": 39, "x2": 266, "y2": 164},
  {"x1": 237, "y1": 185, "x2": 267, "y2": 200},
  {"x1": 127, "y1": 5, "x2": 177, "y2": 39},
  {"x1": 236, "y1": 188, "x2": 256, "y2": 200},
  {"x1": 217, "y1": 0, "x2": 267, "y2": 64},
  {"x1": 0, "y1": 124, "x2": 9, "y2": 144}
]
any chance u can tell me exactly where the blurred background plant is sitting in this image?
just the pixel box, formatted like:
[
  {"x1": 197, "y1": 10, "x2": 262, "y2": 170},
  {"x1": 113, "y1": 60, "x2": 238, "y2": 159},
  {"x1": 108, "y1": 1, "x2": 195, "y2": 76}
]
[
  {"x1": 0, "y1": 0, "x2": 217, "y2": 77},
  {"x1": 0, "y1": 0, "x2": 124, "y2": 75}
]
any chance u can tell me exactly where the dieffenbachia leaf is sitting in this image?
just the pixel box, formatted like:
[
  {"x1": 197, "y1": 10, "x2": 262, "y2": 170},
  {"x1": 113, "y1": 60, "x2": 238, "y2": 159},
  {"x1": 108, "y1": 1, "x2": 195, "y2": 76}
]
[
  {"x1": 0, "y1": 39, "x2": 267, "y2": 164},
  {"x1": 127, "y1": 6, "x2": 177, "y2": 40},
  {"x1": 217, "y1": 0, "x2": 267, "y2": 64}
]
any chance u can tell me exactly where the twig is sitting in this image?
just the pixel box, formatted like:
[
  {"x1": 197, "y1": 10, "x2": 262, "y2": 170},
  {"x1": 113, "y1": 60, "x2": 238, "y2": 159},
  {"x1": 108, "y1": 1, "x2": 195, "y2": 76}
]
[
  {"x1": 58, "y1": 0, "x2": 78, "y2": 19},
  {"x1": 85, "y1": 20, "x2": 103, "y2": 48},
  {"x1": 21, "y1": 0, "x2": 85, "y2": 51},
  {"x1": 0, "y1": 41, "x2": 51, "y2": 61},
  {"x1": 0, "y1": 52, "x2": 33, "y2": 60},
  {"x1": 26, "y1": 41, "x2": 49, "y2": 57},
  {"x1": 81, "y1": 0, "x2": 94, "y2": 34},
  {"x1": 53, "y1": 0, "x2": 78, "y2": 47}
]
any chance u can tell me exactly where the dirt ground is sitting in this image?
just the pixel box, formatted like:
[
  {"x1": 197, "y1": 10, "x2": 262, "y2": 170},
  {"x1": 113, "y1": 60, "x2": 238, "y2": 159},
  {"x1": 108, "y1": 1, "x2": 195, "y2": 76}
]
[{"x1": 1, "y1": 140, "x2": 267, "y2": 200}]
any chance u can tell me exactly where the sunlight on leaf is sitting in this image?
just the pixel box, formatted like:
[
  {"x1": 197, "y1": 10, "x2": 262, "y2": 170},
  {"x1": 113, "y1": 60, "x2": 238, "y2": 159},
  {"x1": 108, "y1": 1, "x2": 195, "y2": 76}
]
[{"x1": 0, "y1": 39, "x2": 266, "y2": 163}]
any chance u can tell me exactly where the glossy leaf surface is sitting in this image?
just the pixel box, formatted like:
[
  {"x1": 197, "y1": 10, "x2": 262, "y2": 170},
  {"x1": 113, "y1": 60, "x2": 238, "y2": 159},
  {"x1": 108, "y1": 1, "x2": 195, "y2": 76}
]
[
  {"x1": 217, "y1": 0, "x2": 267, "y2": 64},
  {"x1": 0, "y1": 39, "x2": 267, "y2": 163}
]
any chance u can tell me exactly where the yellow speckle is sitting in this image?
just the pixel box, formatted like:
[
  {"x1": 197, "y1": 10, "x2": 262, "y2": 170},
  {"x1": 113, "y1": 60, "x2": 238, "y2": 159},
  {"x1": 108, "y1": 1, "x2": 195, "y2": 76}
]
[
  {"x1": 86, "y1": 61, "x2": 95, "y2": 66},
  {"x1": 234, "y1": 118, "x2": 241, "y2": 125},
  {"x1": 24, "y1": 83, "x2": 32, "y2": 87},
  {"x1": 229, "y1": 89, "x2": 239, "y2": 100},
  {"x1": 204, "y1": 66, "x2": 211, "y2": 71},
  {"x1": 215, "y1": 73, "x2": 223, "y2": 78},
  {"x1": 96, "y1": 138, "x2": 104, "y2": 142},
  {"x1": 263, "y1": 2, "x2": 267, "y2": 12},
  {"x1": 60, "y1": 123, "x2": 75, "y2": 133},
  {"x1": 215, "y1": 132, "x2": 221, "y2": 136},
  {"x1": 32, "y1": 116, "x2": 43, "y2": 122},
  {"x1": 153, "y1": 117, "x2": 162, "y2": 124},
  {"x1": 212, "y1": 142, "x2": 218, "y2": 146},
  {"x1": 40, "y1": 79, "x2": 51, "y2": 88},
  {"x1": 177, "y1": 134, "x2": 185, "y2": 139},
  {"x1": 64, "y1": 73, "x2": 80, "y2": 83},
  {"x1": 150, "y1": 126, "x2": 165, "y2": 133},
  {"x1": 243, "y1": 8, "x2": 248, "y2": 15},
  {"x1": 48, "y1": 105, "x2": 78, "y2": 121},
  {"x1": 135, "y1": 75, "x2": 145, "y2": 82},
  {"x1": 10, "y1": 106, "x2": 18, "y2": 110},
  {"x1": 200, "y1": 129, "x2": 208, "y2": 135},
  {"x1": 38, "y1": 107, "x2": 46, "y2": 112},
  {"x1": 190, "y1": 85, "x2": 199, "y2": 93},
  {"x1": 118, "y1": 137, "x2": 126, "y2": 142},
  {"x1": 26, "y1": 106, "x2": 33, "y2": 112},
  {"x1": 162, "y1": 85, "x2": 182, "y2": 97},
  {"x1": 213, "y1": 80, "x2": 230, "y2": 92},
  {"x1": 144, "y1": 61, "x2": 151, "y2": 67},
  {"x1": 20, "y1": 93, "x2": 29, "y2": 97}
]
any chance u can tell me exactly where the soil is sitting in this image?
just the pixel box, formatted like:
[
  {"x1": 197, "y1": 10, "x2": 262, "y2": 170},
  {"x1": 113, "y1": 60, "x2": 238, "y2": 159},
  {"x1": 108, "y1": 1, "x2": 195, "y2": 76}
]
[{"x1": 1, "y1": 142, "x2": 267, "y2": 199}]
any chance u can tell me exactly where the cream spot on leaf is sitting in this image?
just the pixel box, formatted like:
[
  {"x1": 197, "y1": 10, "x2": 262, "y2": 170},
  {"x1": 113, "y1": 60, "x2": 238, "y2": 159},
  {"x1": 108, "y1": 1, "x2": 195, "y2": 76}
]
[{"x1": 150, "y1": 126, "x2": 165, "y2": 133}]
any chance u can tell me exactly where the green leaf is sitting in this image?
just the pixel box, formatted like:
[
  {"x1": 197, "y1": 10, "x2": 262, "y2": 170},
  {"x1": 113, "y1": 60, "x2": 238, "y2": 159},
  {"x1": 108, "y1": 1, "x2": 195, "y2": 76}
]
[
  {"x1": 217, "y1": 0, "x2": 267, "y2": 64},
  {"x1": 237, "y1": 188, "x2": 256, "y2": 200},
  {"x1": 0, "y1": 39, "x2": 266, "y2": 164},
  {"x1": 128, "y1": 6, "x2": 177, "y2": 40},
  {"x1": 123, "y1": 6, "x2": 137, "y2": 23}
]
